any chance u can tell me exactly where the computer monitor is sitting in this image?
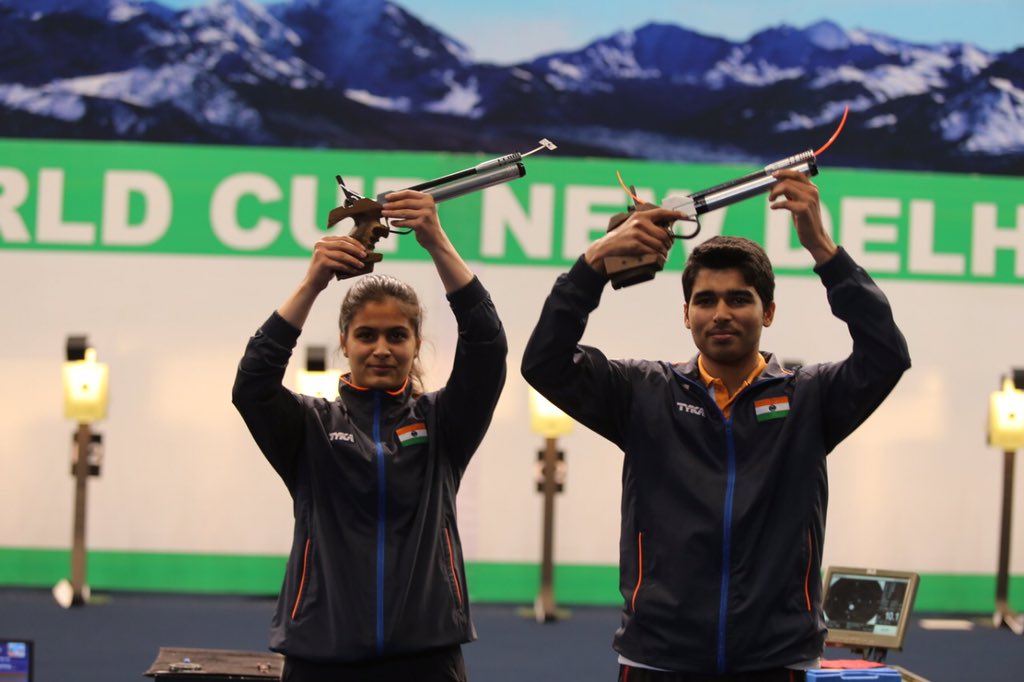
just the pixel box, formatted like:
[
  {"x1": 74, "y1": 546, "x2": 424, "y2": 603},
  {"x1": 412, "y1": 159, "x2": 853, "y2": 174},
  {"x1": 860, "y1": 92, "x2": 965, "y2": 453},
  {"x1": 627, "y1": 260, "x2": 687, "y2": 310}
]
[
  {"x1": 822, "y1": 566, "x2": 919, "y2": 653},
  {"x1": 0, "y1": 639, "x2": 33, "y2": 682}
]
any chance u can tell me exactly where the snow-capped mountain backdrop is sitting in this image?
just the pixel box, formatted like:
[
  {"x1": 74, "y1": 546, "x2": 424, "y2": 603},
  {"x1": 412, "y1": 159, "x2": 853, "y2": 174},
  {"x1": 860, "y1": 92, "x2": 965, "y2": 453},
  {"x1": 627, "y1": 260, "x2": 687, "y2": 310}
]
[{"x1": 1, "y1": 0, "x2": 1022, "y2": 174}]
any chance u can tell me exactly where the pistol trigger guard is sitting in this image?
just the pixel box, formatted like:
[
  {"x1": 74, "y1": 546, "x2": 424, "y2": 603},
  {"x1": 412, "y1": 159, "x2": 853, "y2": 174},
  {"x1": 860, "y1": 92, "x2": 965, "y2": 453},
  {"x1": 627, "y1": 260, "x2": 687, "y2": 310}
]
[
  {"x1": 661, "y1": 193, "x2": 701, "y2": 241},
  {"x1": 673, "y1": 215, "x2": 701, "y2": 240}
]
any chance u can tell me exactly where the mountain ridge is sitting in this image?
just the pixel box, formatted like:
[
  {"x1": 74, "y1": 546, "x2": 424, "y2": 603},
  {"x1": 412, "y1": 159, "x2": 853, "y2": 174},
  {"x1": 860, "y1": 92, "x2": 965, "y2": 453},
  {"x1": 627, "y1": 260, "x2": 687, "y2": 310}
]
[{"x1": 0, "y1": 0, "x2": 1020, "y2": 174}]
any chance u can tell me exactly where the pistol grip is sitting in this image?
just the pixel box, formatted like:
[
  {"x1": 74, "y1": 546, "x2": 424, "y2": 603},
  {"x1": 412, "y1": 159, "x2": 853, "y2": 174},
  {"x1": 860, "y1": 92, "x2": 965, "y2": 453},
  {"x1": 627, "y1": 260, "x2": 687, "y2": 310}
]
[
  {"x1": 327, "y1": 197, "x2": 389, "y2": 280},
  {"x1": 604, "y1": 254, "x2": 664, "y2": 289},
  {"x1": 334, "y1": 252, "x2": 384, "y2": 280},
  {"x1": 602, "y1": 203, "x2": 669, "y2": 289}
]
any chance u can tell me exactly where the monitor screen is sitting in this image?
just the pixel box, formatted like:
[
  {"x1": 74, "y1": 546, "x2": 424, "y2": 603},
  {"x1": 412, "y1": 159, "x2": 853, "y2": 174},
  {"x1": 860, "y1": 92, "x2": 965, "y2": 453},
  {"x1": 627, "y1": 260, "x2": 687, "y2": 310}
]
[
  {"x1": 0, "y1": 639, "x2": 33, "y2": 682},
  {"x1": 822, "y1": 567, "x2": 919, "y2": 652}
]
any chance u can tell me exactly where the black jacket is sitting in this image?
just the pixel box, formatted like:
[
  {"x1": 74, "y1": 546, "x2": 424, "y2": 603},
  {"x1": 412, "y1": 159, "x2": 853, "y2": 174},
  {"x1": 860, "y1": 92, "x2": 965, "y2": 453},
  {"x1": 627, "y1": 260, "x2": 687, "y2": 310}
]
[
  {"x1": 233, "y1": 277, "x2": 507, "y2": 662},
  {"x1": 521, "y1": 249, "x2": 910, "y2": 673}
]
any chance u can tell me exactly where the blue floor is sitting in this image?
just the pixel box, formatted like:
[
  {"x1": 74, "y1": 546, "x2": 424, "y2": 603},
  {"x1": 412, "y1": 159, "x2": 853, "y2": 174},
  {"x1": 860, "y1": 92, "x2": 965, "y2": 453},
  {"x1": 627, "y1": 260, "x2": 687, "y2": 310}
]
[{"x1": 2, "y1": 588, "x2": 1022, "y2": 681}]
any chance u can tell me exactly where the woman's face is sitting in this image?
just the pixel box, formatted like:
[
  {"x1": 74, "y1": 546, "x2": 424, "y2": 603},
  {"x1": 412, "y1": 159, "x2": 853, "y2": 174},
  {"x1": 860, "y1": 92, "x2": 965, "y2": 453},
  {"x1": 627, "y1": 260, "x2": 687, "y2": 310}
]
[{"x1": 341, "y1": 297, "x2": 420, "y2": 391}]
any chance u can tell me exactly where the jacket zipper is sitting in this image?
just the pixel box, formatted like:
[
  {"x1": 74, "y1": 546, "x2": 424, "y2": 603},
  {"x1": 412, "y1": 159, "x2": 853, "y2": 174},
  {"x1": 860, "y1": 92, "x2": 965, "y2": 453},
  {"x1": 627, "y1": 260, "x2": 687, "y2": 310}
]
[
  {"x1": 373, "y1": 391, "x2": 386, "y2": 655},
  {"x1": 443, "y1": 527, "x2": 464, "y2": 607},
  {"x1": 290, "y1": 537, "x2": 311, "y2": 620},
  {"x1": 677, "y1": 371, "x2": 787, "y2": 674},
  {"x1": 717, "y1": 418, "x2": 736, "y2": 673}
]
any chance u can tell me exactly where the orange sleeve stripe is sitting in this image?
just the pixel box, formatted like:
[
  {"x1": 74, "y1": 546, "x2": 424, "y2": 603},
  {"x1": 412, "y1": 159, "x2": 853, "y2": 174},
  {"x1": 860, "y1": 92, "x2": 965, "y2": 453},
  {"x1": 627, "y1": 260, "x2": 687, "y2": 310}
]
[
  {"x1": 444, "y1": 527, "x2": 464, "y2": 607},
  {"x1": 291, "y1": 538, "x2": 311, "y2": 620},
  {"x1": 630, "y1": 532, "x2": 643, "y2": 611},
  {"x1": 803, "y1": 529, "x2": 813, "y2": 611}
]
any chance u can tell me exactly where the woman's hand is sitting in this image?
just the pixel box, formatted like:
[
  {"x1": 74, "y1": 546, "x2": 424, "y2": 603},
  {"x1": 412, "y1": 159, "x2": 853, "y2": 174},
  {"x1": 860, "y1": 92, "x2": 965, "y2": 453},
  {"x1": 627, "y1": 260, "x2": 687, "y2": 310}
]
[
  {"x1": 380, "y1": 189, "x2": 474, "y2": 293},
  {"x1": 305, "y1": 235, "x2": 369, "y2": 291},
  {"x1": 380, "y1": 190, "x2": 445, "y2": 253}
]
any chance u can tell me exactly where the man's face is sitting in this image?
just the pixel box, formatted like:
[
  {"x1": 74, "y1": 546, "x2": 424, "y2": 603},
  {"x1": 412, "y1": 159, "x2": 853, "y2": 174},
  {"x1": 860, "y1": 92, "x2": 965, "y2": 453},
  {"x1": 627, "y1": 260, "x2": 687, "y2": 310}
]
[{"x1": 684, "y1": 267, "x2": 775, "y2": 371}]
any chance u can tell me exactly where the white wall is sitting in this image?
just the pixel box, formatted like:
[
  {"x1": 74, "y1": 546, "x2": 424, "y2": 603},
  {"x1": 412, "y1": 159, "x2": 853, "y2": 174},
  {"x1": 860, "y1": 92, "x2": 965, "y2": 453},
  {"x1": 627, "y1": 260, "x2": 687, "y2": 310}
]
[{"x1": 1, "y1": 248, "x2": 1022, "y2": 576}]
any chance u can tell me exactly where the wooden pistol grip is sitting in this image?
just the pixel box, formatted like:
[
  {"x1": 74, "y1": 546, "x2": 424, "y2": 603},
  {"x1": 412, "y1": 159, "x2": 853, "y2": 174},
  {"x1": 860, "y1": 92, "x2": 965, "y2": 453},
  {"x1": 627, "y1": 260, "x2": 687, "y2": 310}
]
[
  {"x1": 327, "y1": 198, "x2": 388, "y2": 279},
  {"x1": 602, "y1": 204, "x2": 668, "y2": 289}
]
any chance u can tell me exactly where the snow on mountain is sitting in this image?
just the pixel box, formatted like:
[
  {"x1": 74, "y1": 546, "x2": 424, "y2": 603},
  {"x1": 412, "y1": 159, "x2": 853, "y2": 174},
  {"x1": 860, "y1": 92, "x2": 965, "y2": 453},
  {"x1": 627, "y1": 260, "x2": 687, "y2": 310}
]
[
  {"x1": 271, "y1": 0, "x2": 473, "y2": 99},
  {"x1": 940, "y1": 76, "x2": 1024, "y2": 153},
  {"x1": 707, "y1": 47, "x2": 804, "y2": 88},
  {"x1": 0, "y1": 63, "x2": 264, "y2": 133},
  {"x1": 527, "y1": 24, "x2": 733, "y2": 90},
  {"x1": 423, "y1": 73, "x2": 482, "y2": 117},
  {"x1": 178, "y1": 0, "x2": 323, "y2": 88},
  {"x1": 1, "y1": 0, "x2": 136, "y2": 22},
  {"x1": 0, "y1": 82, "x2": 87, "y2": 122},
  {"x1": 804, "y1": 20, "x2": 851, "y2": 51},
  {"x1": 183, "y1": 0, "x2": 301, "y2": 52}
]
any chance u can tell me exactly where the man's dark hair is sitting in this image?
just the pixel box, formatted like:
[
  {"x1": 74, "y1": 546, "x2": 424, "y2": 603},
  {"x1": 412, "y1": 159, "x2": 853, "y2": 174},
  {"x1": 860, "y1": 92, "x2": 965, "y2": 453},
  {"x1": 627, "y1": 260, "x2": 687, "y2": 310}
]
[{"x1": 681, "y1": 236, "x2": 775, "y2": 307}]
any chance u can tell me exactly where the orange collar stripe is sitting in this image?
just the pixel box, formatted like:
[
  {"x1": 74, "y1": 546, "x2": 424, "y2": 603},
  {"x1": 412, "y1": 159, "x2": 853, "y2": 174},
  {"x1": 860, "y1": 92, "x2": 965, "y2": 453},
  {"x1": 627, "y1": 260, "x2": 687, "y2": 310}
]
[{"x1": 338, "y1": 374, "x2": 409, "y2": 396}]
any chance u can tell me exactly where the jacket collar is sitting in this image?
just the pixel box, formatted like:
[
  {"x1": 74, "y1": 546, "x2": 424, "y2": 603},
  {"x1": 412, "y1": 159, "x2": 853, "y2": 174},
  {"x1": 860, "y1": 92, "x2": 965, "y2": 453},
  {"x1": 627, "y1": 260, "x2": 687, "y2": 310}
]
[
  {"x1": 337, "y1": 373, "x2": 412, "y2": 403},
  {"x1": 672, "y1": 351, "x2": 790, "y2": 384}
]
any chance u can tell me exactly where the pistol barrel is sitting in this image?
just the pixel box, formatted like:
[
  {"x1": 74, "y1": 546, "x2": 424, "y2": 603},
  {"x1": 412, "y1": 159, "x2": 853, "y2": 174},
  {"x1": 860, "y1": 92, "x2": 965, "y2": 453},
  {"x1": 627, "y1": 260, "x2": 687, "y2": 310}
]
[
  {"x1": 377, "y1": 162, "x2": 526, "y2": 204},
  {"x1": 691, "y1": 150, "x2": 818, "y2": 215}
]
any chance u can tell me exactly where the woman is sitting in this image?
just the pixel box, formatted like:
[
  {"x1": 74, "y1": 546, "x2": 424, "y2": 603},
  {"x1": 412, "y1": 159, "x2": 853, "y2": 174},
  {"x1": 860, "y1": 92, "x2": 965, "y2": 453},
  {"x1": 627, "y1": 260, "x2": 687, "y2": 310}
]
[{"x1": 232, "y1": 190, "x2": 507, "y2": 681}]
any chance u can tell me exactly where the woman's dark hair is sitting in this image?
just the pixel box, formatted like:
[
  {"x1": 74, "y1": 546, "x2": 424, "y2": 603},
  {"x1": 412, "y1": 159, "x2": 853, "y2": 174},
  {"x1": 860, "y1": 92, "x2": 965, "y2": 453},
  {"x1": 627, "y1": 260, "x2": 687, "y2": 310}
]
[
  {"x1": 339, "y1": 274, "x2": 426, "y2": 396},
  {"x1": 681, "y1": 236, "x2": 775, "y2": 307}
]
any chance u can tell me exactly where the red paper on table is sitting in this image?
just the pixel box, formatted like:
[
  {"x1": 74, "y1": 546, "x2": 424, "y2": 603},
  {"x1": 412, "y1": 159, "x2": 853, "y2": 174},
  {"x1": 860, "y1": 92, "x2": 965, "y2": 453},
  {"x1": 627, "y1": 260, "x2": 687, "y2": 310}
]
[{"x1": 819, "y1": 659, "x2": 887, "y2": 669}]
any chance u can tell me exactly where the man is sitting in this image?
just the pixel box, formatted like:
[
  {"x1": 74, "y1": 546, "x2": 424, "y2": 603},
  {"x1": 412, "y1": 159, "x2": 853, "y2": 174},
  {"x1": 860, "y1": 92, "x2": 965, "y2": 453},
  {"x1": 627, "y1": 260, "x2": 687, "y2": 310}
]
[{"x1": 521, "y1": 170, "x2": 910, "y2": 680}]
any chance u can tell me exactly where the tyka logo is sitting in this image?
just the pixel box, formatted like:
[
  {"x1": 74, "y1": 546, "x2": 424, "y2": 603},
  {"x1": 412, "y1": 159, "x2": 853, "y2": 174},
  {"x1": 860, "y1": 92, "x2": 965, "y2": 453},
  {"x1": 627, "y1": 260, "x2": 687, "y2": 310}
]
[
  {"x1": 329, "y1": 431, "x2": 355, "y2": 442},
  {"x1": 677, "y1": 402, "x2": 706, "y2": 417}
]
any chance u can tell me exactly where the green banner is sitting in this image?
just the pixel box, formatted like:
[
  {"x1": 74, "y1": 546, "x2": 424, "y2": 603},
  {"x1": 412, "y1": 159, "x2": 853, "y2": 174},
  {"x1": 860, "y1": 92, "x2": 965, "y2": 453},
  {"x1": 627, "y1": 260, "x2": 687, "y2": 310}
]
[{"x1": 2, "y1": 138, "x2": 1022, "y2": 284}]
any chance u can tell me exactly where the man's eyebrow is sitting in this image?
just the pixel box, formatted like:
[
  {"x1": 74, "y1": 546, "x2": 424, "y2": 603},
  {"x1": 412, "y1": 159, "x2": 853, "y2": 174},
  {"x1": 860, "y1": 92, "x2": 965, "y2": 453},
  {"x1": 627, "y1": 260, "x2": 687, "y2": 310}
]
[{"x1": 693, "y1": 288, "x2": 754, "y2": 297}]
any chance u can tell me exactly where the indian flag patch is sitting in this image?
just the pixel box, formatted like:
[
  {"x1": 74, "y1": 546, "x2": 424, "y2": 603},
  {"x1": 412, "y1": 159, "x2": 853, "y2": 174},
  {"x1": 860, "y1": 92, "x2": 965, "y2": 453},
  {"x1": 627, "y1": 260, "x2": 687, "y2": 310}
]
[
  {"x1": 397, "y1": 422, "x2": 428, "y2": 446},
  {"x1": 754, "y1": 396, "x2": 790, "y2": 422}
]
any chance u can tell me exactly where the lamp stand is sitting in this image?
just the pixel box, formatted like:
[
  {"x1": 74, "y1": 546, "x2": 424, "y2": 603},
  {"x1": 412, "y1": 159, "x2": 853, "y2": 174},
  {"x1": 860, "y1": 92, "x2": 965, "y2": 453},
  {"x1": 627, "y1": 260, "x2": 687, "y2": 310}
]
[
  {"x1": 55, "y1": 422, "x2": 91, "y2": 608},
  {"x1": 994, "y1": 449, "x2": 1023, "y2": 634},
  {"x1": 533, "y1": 436, "x2": 569, "y2": 623}
]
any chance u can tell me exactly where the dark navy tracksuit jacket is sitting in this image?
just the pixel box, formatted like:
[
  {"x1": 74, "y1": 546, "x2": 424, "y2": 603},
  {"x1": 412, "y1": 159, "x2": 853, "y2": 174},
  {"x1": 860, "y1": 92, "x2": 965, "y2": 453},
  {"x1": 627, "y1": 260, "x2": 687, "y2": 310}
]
[
  {"x1": 521, "y1": 249, "x2": 910, "y2": 674},
  {"x1": 233, "y1": 278, "x2": 507, "y2": 663}
]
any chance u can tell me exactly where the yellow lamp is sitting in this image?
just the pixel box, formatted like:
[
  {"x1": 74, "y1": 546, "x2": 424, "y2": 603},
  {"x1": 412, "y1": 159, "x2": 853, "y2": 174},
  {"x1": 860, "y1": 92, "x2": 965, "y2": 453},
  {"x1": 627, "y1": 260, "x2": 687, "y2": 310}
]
[
  {"x1": 59, "y1": 335, "x2": 108, "y2": 608},
  {"x1": 296, "y1": 345, "x2": 340, "y2": 400},
  {"x1": 989, "y1": 376, "x2": 1024, "y2": 450},
  {"x1": 62, "y1": 346, "x2": 109, "y2": 424},
  {"x1": 528, "y1": 387, "x2": 573, "y2": 623},
  {"x1": 529, "y1": 388, "x2": 573, "y2": 438},
  {"x1": 297, "y1": 369, "x2": 341, "y2": 400},
  {"x1": 989, "y1": 369, "x2": 1024, "y2": 634}
]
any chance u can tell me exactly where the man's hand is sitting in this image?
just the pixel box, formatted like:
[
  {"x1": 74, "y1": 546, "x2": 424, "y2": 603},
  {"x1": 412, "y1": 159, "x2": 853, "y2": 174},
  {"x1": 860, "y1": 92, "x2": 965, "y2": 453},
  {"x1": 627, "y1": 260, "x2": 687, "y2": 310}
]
[
  {"x1": 584, "y1": 207, "x2": 683, "y2": 275},
  {"x1": 769, "y1": 169, "x2": 838, "y2": 266}
]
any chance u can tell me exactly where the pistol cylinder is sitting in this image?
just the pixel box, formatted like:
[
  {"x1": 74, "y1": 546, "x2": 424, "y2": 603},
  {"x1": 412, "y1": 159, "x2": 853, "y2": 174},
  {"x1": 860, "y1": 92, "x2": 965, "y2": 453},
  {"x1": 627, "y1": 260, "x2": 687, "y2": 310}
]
[
  {"x1": 474, "y1": 152, "x2": 522, "y2": 173},
  {"x1": 381, "y1": 163, "x2": 525, "y2": 204},
  {"x1": 691, "y1": 150, "x2": 818, "y2": 215},
  {"x1": 398, "y1": 152, "x2": 526, "y2": 197}
]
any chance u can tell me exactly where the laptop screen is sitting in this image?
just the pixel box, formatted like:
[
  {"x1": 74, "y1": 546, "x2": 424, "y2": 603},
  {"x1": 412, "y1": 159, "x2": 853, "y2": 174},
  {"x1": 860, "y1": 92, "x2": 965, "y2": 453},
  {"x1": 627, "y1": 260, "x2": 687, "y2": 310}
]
[
  {"x1": 0, "y1": 639, "x2": 32, "y2": 682},
  {"x1": 822, "y1": 567, "x2": 919, "y2": 652}
]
